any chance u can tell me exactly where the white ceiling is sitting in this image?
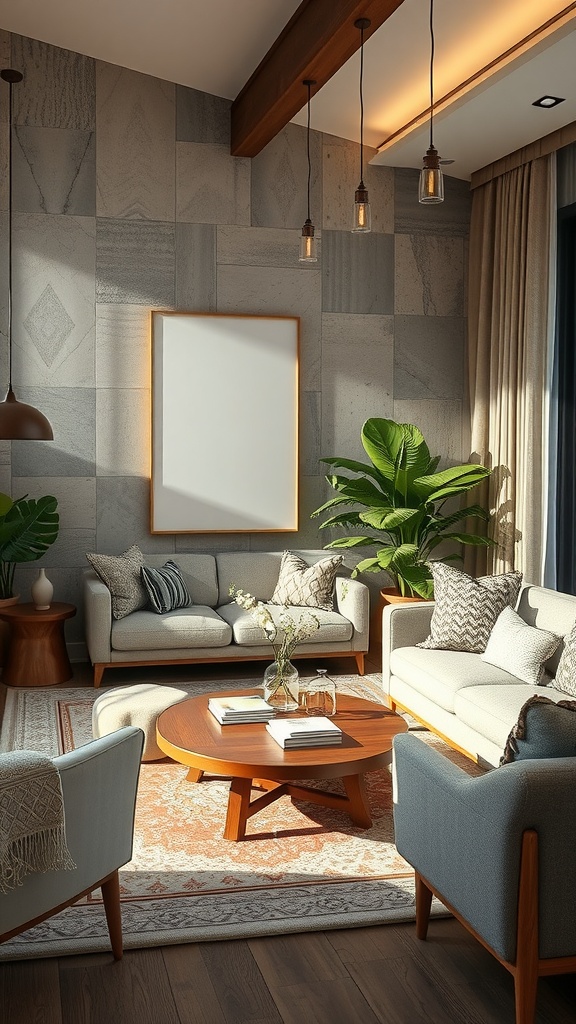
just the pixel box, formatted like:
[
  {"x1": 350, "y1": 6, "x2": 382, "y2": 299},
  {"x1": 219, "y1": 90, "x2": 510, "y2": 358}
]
[{"x1": 1, "y1": 0, "x2": 575, "y2": 181}]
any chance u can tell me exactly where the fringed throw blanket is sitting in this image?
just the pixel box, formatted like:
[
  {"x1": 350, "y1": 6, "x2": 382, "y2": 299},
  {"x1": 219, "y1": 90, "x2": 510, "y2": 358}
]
[{"x1": 0, "y1": 750, "x2": 75, "y2": 892}]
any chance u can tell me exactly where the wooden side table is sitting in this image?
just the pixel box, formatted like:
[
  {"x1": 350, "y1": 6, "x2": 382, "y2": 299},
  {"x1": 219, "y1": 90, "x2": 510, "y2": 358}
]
[{"x1": 0, "y1": 602, "x2": 76, "y2": 687}]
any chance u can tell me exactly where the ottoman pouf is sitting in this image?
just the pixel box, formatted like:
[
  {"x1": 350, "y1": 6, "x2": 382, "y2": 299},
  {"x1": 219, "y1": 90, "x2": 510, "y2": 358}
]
[{"x1": 92, "y1": 683, "x2": 190, "y2": 761}]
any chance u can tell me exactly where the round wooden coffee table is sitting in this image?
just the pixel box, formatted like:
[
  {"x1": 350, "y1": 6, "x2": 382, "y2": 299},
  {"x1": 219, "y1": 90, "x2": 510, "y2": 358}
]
[{"x1": 156, "y1": 690, "x2": 408, "y2": 840}]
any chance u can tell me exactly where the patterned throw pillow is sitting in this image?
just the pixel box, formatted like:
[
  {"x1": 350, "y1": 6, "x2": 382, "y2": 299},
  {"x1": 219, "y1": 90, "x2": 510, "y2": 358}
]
[
  {"x1": 270, "y1": 551, "x2": 343, "y2": 610},
  {"x1": 481, "y1": 606, "x2": 560, "y2": 685},
  {"x1": 553, "y1": 623, "x2": 576, "y2": 697},
  {"x1": 86, "y1": 544, "x2": 148, "y2": 620},
  {"x1": 418, "y1": 562, "x2": 523, "y2": 653},
  {"x1": 500, "y1": 694, "x2": 576, "y2": 765},
  {"x1": 140, "y1": 561, "x2": 192, "y2": 614}
]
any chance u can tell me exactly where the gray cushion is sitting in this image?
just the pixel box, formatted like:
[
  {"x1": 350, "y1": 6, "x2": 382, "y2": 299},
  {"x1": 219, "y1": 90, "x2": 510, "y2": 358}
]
[
  {"x1": 481, "y1": 606, "x2": 560, "y2": 685},
  {"x1": 418, "y1": 563, "x2": 523, "y2": 653},
  {"x1": 553, "y1": 623, "x2": 576, "y2": 697},
  {"x1": 141, "y1": 560, "x2": 192, "y2": 614},
  {"x1": 500, "y1": 694, "x2": 576, "y2": 765},
  {"x1": 111, "y1": 606, "x2": 232, "y2": 651},
  {"x1": 218, "y1": 601, "x2": 353, "y2": 646},
  {"x1": 86, "y1": 544, "x2": 148, "y2": 620}
]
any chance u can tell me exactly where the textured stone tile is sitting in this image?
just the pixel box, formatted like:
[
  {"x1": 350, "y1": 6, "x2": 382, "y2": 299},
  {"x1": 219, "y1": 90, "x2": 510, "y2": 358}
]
[
  {"x1": 394, "y1": 315, "x2": 465, "y2": 400},
  {"x1": 251, "y1": 123, "x2": 322, "y2": 230},
  {"x1": 41, "y1": 527, "x2": 96, "y2": 568},
  {"x1": 176, "y1": 143, "x2": 250, "y2": 225},
  {"x1": 96, "y1": 389, "x2": 149, "y2": 477},
  {"x1": 175, "y1": 224, "x2": 216, "y2": 310},
  {"x1": 322, "y1": 230, "x2": 394, "y2": 314},
  {"x1": 176, "y1": 86, "x2": 231, "y2": 144},
  {"x1": 96, "y1": 305, "x2": 151, "y2": 389},
  {"x1": 323, "y1": 140, "x2": 393, "y2": 233},
  {"x1": 11, "y1": 387, "x2": 96, "y2": 477},
  {"x1": 13, "y1": 127, "x2": 95, "y2": 216},
  {"x1": 96, "y1": 63, "x2": 175, "y2": 221},
  {"x1": 0, "y1": 467, "x2": 10, "y2": 494},
  {"x1": 321, "y1": 313, "x2": 394, "y2": 462},
  {"x1": 395, "y1": 235, "x2": 465, "y2": 316},
  {"x1": 96, "y1": 476, "x2": 175, "y2": 553},
  {"x1": 394, "y1": 168, "x2": 471, "y2": 236},
  {"x1": 175, "y1": 534, "x2": 251, "y2": 553},
  {"x1": 12, "y1": 476, "x2": 97, "y2": 530},
  {"x1": 217, "y1": 264, "x2": 322, "y2": 390},
  {"x1": 96, "y1": 218, "x2": 175, "y2": 306},
  {"x1": 217, "y1": 225, "x2": 320, "y2": 269},
  {"x1": 13, "y1": 213, "x2": 96, "y2": 387},
  {"x1": 0, "y1": 440, "x2": 11, "y2": 466},
  {"x1": 12, "y1": 35, "x2": 95, "y2": 129},
  {"x1": 393, "y1": 399, "x2": 463, "y2": 466},
  {"x1": 300, "y1": 391, "x2": 321, "y2": 477}
]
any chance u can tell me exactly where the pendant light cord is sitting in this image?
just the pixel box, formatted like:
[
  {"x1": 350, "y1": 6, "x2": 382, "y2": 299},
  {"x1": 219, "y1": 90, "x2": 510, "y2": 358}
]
[
  {"x1": 7, "y1": 77, "x2": 13, "y2": 391},
  {"x1": 359, "y1": 22, "x2": 365, "y2": 183},
  {"x1": 306, "y1": 80, "x2": 312, "y2": 222},
  {"x1": 429, "y1": 0, "x2": 435, "y2": 149}
]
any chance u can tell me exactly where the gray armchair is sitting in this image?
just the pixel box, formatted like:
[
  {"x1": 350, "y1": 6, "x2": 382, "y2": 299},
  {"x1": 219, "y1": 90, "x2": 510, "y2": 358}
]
[
  {"x1": 392, "y1": 732, "x2": 576, "y2": 1024},
  {"x1": 1, "y1": 726, "x2": 144, "y2": 958}
]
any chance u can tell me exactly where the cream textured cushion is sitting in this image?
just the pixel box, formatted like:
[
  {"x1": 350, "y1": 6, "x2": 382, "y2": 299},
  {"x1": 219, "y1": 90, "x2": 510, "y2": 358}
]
[
  {"x1": 92, "y1": 683, "x2": 189, "y2": 761},
  {"x1": 554, "y1": 623, "x2": 576, "y2": 697},
  {"x1": 270, "y1": 550, "x2": 342, "y2": 610},
  {"x1": 418, "y1": 563, "x2": 523, "y2": 653},
  {"x1": 481, "y1": 606, "x2": 560, "y2": 685},
  {"x1": 86, "y1": 544, "x2": 148, "y2": 620}
]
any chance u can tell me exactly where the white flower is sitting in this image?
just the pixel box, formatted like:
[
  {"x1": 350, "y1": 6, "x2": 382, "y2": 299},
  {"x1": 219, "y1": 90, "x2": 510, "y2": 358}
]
[{"x1": 228, "y1": 584, "x2": 320, "y2": 664}]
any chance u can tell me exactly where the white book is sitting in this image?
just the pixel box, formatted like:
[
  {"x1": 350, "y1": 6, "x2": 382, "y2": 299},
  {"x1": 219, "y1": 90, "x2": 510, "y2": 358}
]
[
  {"x1": 266, "y1": 716, "x2": 342, "y2": 741},
  {"x1": 208, "y1": 694, "x2": 272, "y2": 715}
]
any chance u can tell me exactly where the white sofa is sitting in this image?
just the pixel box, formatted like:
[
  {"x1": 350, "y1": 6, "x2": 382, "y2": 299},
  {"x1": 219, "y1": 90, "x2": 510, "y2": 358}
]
[
  {"x1": 382, "y1": 584, "x2": 576, "y2": 768},
  {"x1": 84, "y1": 550, "x2": 369, "y2": 688}
]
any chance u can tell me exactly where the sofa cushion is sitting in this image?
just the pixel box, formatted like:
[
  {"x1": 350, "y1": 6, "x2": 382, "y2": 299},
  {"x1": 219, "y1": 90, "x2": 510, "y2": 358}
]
[
  {"x1": 418, "y1": 563, "x2": 523, "y2": 653},
  {"x1": 217, "y1": 602, "x2": 353, "y2": 646},
  {"x1": 141, "y1": 560, "x2": 192, "y2": 614},
  {"x1": 111, "y1": 606, "x2": 232, "y2": 651},
  {"x1": 138, "y1": 553, "x2": 218, "y2": 607},
  {"x1": 552, "y1": 622, "x2": 576, "y2": 697},
  {"x1": 481, "y1": 606, "x2": 560, "y2": 685},
  {"x1": 215, "y1": 550, "x2": 348, "y2": 605},
  {"x1": 86, "y1": 544, "x2": 148, "y2": 620},
  {"x1": 454, "y1": 683, "x2": 571, "y2": 749},
  {"x1": 389, "y1": 646, "x2": 526, "y2": 714},
  {"x1": 500, "y1": 694, "x2": 576, "y2": 765},
  {"x1": 270, "y1": 550, "x2": 343, "y2": 611}
]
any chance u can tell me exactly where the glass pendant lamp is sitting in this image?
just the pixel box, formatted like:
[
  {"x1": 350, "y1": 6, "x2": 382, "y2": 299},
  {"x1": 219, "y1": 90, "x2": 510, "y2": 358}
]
[
  {"x1": 299, "y1": 79, "x2": 318, "y2": 262},
  {"x1": 352, "y1": 18, "x2": 371, "y2": 232},
  {"x1": 419, "y1": 0, "x2": 444, "y2": 204}
]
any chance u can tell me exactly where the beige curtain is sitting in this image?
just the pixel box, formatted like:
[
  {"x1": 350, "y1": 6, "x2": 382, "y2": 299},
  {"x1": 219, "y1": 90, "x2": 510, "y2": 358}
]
[{"x1": 467, "y1": 155, "x2": 554, "y2": 585}]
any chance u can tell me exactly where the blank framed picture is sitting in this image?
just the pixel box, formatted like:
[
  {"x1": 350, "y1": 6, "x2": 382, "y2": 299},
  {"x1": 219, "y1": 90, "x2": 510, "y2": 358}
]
[{"x1": 151, "y1": 312, "x2": 299, "y2": 533}]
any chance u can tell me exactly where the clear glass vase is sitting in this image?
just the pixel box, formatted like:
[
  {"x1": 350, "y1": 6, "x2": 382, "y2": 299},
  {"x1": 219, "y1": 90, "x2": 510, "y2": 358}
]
[
  {"x1": 304, "y1": 668, "x2": 337, "y2": 717},
  {"x1": 263, "y1": 660, "x2": 299, "y2": 711}
]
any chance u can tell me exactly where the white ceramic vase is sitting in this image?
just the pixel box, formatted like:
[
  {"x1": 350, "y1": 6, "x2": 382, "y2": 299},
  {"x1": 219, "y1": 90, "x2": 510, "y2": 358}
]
[{"x1": 32, "y1": 568, "x2": 54, "y2": 610}]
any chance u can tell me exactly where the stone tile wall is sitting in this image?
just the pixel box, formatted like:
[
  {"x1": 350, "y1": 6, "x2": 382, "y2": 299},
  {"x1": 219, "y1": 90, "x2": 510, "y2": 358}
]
[{"x1": 0, "y1": 31, "x2": 471, "y2": 657}]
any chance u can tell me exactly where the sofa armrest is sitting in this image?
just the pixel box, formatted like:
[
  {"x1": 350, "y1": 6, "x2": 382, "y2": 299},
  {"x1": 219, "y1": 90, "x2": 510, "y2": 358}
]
[
  {"x1": 335, "y1": 576, "x2": 369, "y2": 651},
  {"x1": 83, "y1": 569, "x2": 113, "y2": 664},
  {"x1": 382, "y1": 601, "x2": 434, "y2": 698}
]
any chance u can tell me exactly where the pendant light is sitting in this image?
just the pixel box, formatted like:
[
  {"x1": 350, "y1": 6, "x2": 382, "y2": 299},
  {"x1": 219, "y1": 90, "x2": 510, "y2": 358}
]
[
  {"x1": 0, "y1": 69, "x2": 53, "y2": 440},
  {"x1": 352, "y1": 17, "x2": 371, "y2": 233},
  {"x1": 419, "y1": 0, "x2": 444, "y2": 204},
  {"x1": 299, "y1": 79, "x2": 317, "y2": 263}
]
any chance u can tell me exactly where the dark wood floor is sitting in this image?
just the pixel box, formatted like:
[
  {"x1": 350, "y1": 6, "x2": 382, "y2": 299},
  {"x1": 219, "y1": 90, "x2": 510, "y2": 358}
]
[{"x1": 2, "y1": 656, "x2": 575, "y2": 1023}]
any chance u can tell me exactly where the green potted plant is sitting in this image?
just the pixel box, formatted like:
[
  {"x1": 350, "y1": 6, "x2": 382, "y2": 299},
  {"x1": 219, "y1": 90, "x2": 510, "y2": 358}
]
[
  {"x1": 0, "y1": 492, "x2": 59, "y2": 600},
  {"x1": 311, "y1": 418, "x2": 493, "y2": 600}
]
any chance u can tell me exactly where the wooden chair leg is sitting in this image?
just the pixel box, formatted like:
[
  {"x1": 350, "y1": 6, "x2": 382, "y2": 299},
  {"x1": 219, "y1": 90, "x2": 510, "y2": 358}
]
[
  {"x1": 94, "y1": 663, "x2": 106, "y2": 688},
  {"x1": 101, "y1": 869, "x2": 123, "y2": 960},
  {"x1": 415, "y1": 872, "x2": 433, "y2": 940},
  {"x1": 354, "y1": 652, "x2": 365, "y2": 675},
  {"x1": 514, "y1": 830, "x2": 539, "y2": 1024}
]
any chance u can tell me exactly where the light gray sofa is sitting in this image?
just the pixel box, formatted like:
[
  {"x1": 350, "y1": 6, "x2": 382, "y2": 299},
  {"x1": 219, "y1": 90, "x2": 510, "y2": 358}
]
[
  {"x1": 84, "y1": 550, "x2": 369, "y2": 688},
  {"x1": 383, "y1": 584, "x2": 576, "y2": 768}
]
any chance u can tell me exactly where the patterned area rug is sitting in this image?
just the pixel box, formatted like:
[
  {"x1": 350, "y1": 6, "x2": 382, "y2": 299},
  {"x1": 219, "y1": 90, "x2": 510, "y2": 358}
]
[{"x1": 0, "y1": 674, "x2": 477, "y2": 959}]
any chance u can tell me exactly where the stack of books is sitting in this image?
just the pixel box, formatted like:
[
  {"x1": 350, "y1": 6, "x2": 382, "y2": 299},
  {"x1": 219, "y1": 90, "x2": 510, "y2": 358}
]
[
  {"x1": 208, "y1": 694, "x2": 276, "y2": 725},
  {"x1": 266, "y1": 716, "x2": 342, "y2": 749}
]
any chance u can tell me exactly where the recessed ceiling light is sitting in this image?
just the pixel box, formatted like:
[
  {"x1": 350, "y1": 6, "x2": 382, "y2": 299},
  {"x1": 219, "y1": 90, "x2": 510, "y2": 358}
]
[{"x1": 532, "y1": 95, "x2": 565, "y2": 108}]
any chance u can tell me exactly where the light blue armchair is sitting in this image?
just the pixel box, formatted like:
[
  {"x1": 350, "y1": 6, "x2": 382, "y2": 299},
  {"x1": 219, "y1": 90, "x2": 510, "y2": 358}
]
[
  {"x1": 1, "y1": 726, "x2": 144, "y2": 958},
  {"x1": 393, "y1": 732, "x2": 576, "y2": 1024}
]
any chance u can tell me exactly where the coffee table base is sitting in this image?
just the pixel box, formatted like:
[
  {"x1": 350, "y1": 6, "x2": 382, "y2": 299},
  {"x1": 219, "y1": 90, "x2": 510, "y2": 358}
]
[{"x1": 186, "y1": 767, "x2": 373, "y2": 841}]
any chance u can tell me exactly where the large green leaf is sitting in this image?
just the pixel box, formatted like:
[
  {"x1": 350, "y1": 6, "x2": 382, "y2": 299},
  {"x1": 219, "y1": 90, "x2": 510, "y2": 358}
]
[
  {"x1": 310, "y1": 495, "x2": 355, "y2": 518},
  {"x1": 324, "y1": 474, "x2": 388, "y2": 508},
  {"x1": 323, "y1": 535, "x2": 378, "y2": 549},
  {"x1": 425, "y1": 503, "x2": 490, "y2": 535},
  {"x1": 319, "y1": 456, "x2": 384, "y2": 486},
  {"x1": 359, "y1": 506, "x2": 420, "y2": 532},
  {"x1": 0, "y1": 496, "x2": 59, "y2": 564},
  {"x1": 317, "y1": 511, "x2": 371, "y2": 531},
  {"x1": 361, "y1": 419, "x2": 431, "y2": 482},
  {"x1": 412, "y1": 464, "x2": 491, "y2": 502}
]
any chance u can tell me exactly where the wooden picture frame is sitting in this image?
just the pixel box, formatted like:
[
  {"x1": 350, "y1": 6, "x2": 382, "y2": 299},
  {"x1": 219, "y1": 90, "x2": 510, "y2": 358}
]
[{"x1": 151, "y1": 312, "x2": 299, "y2": 533}]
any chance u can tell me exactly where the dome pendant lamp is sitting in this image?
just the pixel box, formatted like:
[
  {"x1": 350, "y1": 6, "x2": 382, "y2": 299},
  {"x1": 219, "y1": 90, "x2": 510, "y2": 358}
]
[
  {"x1": 0, "y1": 69, "x2": 53, "y2": 440},
  {"x1": 352, "y1": 18, "x2": 371, "y2": 233},
  {"x1": 299, "y1": 78, "x2": 317, "y2": 263},
  {"x1": 419, "y1": 0, "x2": 444, "y2": 204}
]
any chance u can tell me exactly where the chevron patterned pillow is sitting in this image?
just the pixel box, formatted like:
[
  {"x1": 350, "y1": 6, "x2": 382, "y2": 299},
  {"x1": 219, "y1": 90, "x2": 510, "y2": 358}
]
[
  {"x1": 553, "y1": 623, "x2": 576, "y2": 697},
  {"x1": 418, "y1": 562, "x2": 523, "y2": 653},
  {"x1": 270, "y1": 551, "x2": 343, "y2": 610}
]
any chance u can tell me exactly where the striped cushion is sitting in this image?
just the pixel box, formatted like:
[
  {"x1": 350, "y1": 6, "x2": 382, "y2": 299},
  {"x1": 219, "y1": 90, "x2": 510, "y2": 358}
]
[{"x1": 140, "y1": 561, "x2": 192, "y2": 614}]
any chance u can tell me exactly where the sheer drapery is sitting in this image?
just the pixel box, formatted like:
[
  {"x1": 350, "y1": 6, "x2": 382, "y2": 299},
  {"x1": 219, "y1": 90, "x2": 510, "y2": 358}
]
[{"x1": 467, "y1": 155, "x2": 555, "y2": 585}]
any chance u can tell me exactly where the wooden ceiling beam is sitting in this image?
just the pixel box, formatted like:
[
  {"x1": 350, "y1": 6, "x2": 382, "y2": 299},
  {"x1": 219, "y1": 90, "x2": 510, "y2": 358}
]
[{"x1": 230, "y1": 0, "x2": 406, "y2": 158}]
